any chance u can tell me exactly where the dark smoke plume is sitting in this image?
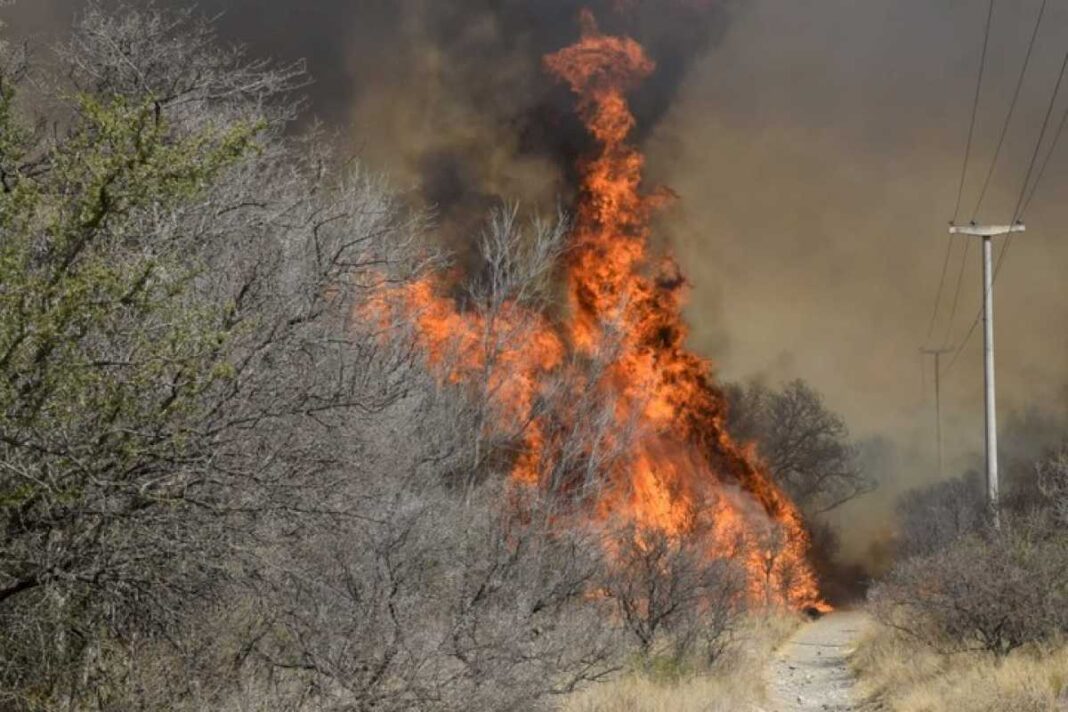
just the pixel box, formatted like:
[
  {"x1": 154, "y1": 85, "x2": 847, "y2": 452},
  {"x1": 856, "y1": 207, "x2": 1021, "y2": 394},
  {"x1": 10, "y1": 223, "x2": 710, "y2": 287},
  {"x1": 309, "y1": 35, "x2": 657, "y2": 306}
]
[
  {"x1": 311, "y1": 0, "x2": 734, "y2": 257},
  {"x1": 4, "y1": 0, "x2": 733, "y2": 257}
]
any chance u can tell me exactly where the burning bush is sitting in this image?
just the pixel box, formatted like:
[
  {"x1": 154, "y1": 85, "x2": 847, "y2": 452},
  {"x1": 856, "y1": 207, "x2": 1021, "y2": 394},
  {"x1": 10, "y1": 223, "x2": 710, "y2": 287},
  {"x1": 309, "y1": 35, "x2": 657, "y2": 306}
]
[{"x1": 376, "y1": 8, "x2": 825, "y2": 610}]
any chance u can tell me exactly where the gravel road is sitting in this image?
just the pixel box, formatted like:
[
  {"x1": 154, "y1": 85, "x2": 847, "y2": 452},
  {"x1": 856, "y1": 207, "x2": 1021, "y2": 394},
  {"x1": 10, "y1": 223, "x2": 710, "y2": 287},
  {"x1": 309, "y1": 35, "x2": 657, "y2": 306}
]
[{"x1": 765, "y1": 611, "x2": 871, "y2": 711}]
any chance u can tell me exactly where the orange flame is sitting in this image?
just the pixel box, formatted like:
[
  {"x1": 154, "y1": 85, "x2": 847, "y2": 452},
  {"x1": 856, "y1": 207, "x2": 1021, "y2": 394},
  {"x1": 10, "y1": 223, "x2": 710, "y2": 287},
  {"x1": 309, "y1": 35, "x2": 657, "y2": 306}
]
[
  {"x1": 377, "y1": 10, "x2": 823, "y2": 609},
  {"x1": 543, "y1": 10, "x2": 821, "y2": 607}
]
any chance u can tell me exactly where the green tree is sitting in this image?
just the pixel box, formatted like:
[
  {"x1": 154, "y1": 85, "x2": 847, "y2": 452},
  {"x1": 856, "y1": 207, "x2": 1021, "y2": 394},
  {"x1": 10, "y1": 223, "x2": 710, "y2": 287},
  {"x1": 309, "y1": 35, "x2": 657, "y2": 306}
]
[{"x1": 0, "y1": 48, "x2": 272, "y2": 696}]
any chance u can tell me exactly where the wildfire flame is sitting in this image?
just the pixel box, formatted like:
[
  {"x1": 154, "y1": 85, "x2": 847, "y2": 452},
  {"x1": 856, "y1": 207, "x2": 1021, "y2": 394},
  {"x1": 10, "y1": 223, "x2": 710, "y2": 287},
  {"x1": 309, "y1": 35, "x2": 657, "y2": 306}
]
[{"x1": 379, "y1": 10, "x2": 823, "y2": 609}]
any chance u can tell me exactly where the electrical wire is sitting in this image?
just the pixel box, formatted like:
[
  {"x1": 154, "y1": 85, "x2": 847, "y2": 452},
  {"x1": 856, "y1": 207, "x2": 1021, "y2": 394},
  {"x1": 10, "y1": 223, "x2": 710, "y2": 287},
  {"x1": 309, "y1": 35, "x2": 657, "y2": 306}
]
[
  {"x1": 941, "y1": 7, "x2": 1065, "y2": 377},
  {"x1": 943, "y1": 305, "x2": 981, "y2": 374},
  {"x1": 1019, "y1": 96, "x2": 1068, "y2": 215},
  {"x1": 953, "y1": 0, "x2": 997, "y2": 223},
  {"x1": 924, "y1": 238, "x2": 955, "y2": 344},
  {"x1": 941, "y1": 239, "x2": 970, "y2": 349},
  {"x1": 1008, "y1": 46, "x2": 1068, "y2": 220},
  {"x1": 970, "y1": 0, "x2": 1048, "y2": 220},
  {"x1": 926, "y1": 0, "x2": 995, "y2": 349},
  {"x1": 1019, "y1": 100, "x2": 1068, "y2": 215},
  {"x1": 986, "y1": 46, "x2": 1063, "y2": 283}
]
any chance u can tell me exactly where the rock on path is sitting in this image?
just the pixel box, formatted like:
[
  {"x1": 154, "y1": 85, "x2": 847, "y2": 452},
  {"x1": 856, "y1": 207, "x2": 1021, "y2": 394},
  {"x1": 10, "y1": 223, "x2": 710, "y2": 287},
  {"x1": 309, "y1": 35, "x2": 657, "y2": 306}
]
[{"x1": 766, "y1": 610, "x2": 871, "y2": 711}]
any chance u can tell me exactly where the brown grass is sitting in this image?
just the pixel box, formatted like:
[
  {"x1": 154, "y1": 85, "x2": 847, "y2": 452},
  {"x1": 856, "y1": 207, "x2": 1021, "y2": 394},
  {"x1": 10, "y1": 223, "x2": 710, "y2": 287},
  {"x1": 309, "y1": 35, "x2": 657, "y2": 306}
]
[
  {"x1": 559, "y1": 613, "x2": 801, "y2": 712},
  {"x1": 852, "y1": 623, "x2": 1068, "y2": 712}
]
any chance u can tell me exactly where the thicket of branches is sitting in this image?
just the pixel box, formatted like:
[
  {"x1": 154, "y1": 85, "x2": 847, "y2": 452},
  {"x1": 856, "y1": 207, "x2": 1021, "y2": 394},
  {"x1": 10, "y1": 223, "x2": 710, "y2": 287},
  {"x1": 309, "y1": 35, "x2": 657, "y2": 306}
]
[
  {"x1": 870, "y1": 447, "x2": 1068, "y2": 657},
  {"x1": 0, "y1": 6, "x2": 756, "y2": 710},
  {"x1": 725, "y1": 379, "x2": 873, "y2": 517},
  {"x1": 725, "y1": 378, "x2": 874, "y2": 602}
]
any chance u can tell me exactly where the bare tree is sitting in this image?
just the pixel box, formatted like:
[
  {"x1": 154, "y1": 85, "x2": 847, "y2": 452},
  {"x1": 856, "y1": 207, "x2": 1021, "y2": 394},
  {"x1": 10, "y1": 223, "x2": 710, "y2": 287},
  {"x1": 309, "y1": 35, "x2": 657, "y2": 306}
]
[
  {"x1": 725, "y1": 378, "x2": 873, "y2": 514},
  {"x1": 600, "y1": 523, "x2": 745, "y2": 665},
  {"x1": 460, "y1": 205, "x2": 568, "y2": 491}
]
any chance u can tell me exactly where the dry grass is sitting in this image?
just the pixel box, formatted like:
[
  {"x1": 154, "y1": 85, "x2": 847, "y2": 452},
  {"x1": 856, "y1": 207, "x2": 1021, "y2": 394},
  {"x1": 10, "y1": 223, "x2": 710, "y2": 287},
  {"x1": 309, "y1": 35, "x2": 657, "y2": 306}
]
[
  {"x1": 852, "y1": 623, "x2": 1068, "y2": 712},
  {"x1": 559, "y1": 613, "x2": 800, "y2": 712}
]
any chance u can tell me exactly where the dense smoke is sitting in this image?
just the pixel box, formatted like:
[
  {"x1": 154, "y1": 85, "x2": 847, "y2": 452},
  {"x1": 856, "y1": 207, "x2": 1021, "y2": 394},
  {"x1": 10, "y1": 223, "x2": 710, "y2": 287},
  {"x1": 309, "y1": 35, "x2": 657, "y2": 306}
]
[
  {"x1": 5, "y1": 0, "x2": 1068, "y2": 563},
  {"x1": 643, "y1": 0, "x2": 1068, "y2": 561},
  {"x1": 3, "y1": 0, "x2": 732, "y2": 258}
]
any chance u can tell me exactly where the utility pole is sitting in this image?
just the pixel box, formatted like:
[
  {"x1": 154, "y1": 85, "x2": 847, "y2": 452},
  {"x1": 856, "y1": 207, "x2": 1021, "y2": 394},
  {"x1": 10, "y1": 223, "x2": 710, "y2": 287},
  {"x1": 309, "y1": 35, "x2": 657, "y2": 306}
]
[
  {"x1": 948, "y1": 222, "x2": 1025, "y2": 529},
  {"x1": 920, "y1": 346, "x2": 954, "y2": 479}
]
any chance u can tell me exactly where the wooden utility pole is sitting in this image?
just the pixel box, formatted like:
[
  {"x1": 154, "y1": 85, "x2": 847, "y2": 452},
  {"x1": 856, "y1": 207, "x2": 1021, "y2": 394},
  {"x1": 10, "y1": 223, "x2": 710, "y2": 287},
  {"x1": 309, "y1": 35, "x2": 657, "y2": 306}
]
[
  {"x1": 948, "y1": 222, "x2": 1026, "y2": 529},
  {"x1": 920, "y1": 346, "x2": 954, "y2": 479}
]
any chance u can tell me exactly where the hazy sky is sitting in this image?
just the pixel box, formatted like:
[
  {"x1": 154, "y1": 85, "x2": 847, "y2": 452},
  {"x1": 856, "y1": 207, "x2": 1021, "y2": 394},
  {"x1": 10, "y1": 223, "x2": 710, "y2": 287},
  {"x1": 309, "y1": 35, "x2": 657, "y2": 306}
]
[
  {"x1": 5, "y1": 0, "x2": 1067, "y2": 555},
  {"x1": 645, "y1": 0, "x2": 1068, "y2": 542}
]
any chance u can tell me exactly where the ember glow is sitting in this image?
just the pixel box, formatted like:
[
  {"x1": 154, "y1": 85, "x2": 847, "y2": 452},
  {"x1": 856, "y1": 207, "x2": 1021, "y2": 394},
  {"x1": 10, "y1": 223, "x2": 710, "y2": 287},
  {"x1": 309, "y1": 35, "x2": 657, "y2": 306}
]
[{"x1": 382, "y1": 10, "x2": 823, "y2": 609}]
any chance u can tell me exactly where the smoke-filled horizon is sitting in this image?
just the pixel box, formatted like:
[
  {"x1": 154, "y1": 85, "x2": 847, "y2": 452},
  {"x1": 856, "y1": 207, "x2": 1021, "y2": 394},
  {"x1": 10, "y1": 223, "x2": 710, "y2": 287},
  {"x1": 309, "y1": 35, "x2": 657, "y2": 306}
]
[
  {"x1": 6, "y1": 0, "x2": 1068, "y2": 561},
  {"x1": 644, "y1": 0, "x2": 1068, "y2": 560}
]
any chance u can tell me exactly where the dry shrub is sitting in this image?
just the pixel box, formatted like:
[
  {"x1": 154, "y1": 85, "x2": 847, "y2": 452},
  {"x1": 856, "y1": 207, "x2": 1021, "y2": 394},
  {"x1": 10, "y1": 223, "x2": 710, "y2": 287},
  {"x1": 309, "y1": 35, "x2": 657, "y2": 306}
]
[
  {"x1": 853, "y1": 624, "x2": 1068, "y2": 712},
  {"x1": 869, "y1": 513, "x2": 1068, "y2": 656},
  {"x1": 600, "y1": 523, "x2": 747, "y2": 666},
  {"x1": 1038, "y1": 447, "x2": 1068, "y2": 527},
  {"x1": 561, "y1": 675, "x2": 756, "y2": 712},
  {"x1": 894, "y1": 471, "x2": 985, "y2": 558},
  {"x1": 856, "y1": 450, "x2": 1068, "y2": 711},
  {"x1": 559, "y1": 613, "x2": 800, "y2": 712}
]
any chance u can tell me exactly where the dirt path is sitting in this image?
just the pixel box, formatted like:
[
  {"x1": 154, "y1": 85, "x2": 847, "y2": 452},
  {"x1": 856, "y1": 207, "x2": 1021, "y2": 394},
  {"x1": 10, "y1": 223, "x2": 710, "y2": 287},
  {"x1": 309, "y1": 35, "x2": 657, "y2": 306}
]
[{"x1": 765, "y1": 611, "x2": 871, "y2": 711}]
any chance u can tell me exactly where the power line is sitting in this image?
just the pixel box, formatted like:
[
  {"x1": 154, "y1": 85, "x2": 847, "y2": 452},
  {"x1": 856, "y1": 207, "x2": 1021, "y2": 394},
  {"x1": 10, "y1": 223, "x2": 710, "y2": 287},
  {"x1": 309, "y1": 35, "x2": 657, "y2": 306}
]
[
  {"x1": 933, "y1": 5, "x2": 1059, "y2": 521},
  {"x1": 953, "y1": 0, "x2": 997, "y2": 223},
  {"x1": 970, "y1": 0, "x2": 1049, "y2": 220},
  {"x1": 924, "y1": 236, "x2": 955, "y2": 344},
  {"x1": 1019, "y1": 93, "x2": 1068, "y2": 215},
  {"x1": 941, "y1": 238, "x2": 971, "y2": 349},
  {"x1": 943, "y1": 298, "x2": 980, "y2": 374},
  {"x1": 1011, "y1": 48, "x2": 1068, "y2": 221},
  {"x1": 991, "y1": 48, "x2": 1068, "y2": 284},
  {"x1": 962, "y1": 48, "x2": 1068, "y2": 360},
  {"x1": 941, "y1": 21, "x2": 1067, "y2": 378},
  {"x1": 926, "y1": 0, "x2": 995, "y2": 348}
]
